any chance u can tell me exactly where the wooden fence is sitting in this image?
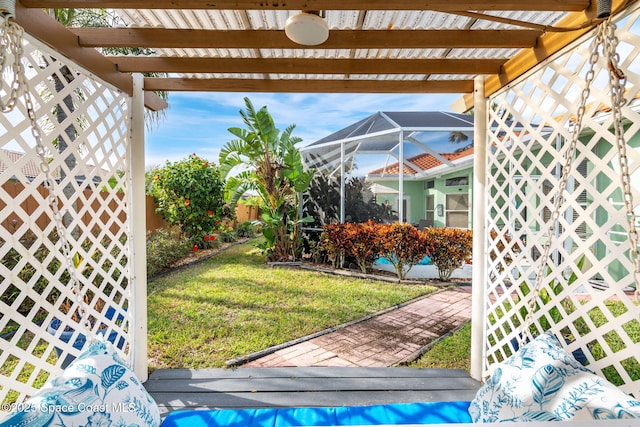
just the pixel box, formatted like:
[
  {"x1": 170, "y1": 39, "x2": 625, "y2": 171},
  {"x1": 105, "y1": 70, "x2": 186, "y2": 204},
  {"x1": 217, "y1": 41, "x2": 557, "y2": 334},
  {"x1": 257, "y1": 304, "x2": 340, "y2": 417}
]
[
  {"x1": 145, "y1": 195, "x2": 259, "y2": 233},
  {"x1": 2, "y1": 183, "x2": 259, "y2": 236},
  {"x1": 2, "y1": 182, "x2": 126, "y2": 236}
]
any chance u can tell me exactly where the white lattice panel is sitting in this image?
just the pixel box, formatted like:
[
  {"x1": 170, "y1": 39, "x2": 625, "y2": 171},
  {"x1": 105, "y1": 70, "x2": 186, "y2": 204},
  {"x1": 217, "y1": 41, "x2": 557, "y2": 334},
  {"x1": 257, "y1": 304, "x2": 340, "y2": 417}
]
[
  {"x1": 484, "y1": 7, "x2": 640, "y2": 396},
  {"x1": 0, "y1": 34, "x2": 132, "y2": 408}
]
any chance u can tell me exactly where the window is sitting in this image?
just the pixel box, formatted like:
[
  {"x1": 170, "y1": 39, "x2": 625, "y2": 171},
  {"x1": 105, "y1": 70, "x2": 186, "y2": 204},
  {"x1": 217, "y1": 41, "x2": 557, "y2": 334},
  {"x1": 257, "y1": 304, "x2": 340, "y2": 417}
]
[
  {"x1": 446, "y1": 193, "x2": 469, "y2": 228},
  {"x1": 423, "y1": 195, "x2": 435, "y2": 228},
  {"x1": 445, "y1": 176, "x2": 469, "y2": 186},
  {"x1": 424, "y1": 180, "x2": 435, "y2": 189}
]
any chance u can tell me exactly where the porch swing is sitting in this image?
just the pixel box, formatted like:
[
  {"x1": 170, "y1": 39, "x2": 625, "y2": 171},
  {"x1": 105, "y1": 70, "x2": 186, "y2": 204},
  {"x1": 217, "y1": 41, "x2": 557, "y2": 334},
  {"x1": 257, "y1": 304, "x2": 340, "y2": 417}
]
[{"x1": 1, "y1": 1, "x2": 639, "y2": 426}]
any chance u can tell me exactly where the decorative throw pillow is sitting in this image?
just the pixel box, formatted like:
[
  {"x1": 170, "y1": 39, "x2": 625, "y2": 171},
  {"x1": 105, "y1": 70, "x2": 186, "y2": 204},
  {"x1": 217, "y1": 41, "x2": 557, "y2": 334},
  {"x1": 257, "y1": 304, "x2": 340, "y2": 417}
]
[
  {"x1": 0, "y1": 339, "x2": 161, "y2": 427},
  {"x1": 469, "y1": 331, "x2": 640, "y2": 422}
]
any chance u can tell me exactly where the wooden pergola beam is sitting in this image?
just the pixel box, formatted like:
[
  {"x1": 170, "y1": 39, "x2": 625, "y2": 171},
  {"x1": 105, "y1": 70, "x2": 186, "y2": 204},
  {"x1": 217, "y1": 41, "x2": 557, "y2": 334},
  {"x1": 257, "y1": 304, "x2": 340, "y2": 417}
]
[
  {"x1": 72, "y1": 28, "x2": 541, "y2": 50},
  {"x1": 14, "y1": 2, "x2": 168, "y2": 111},
  {"x1": 112, "y1": 57, "x2": 506, "y2": 75},
  {"x1": 19, "y1": 0, "x2": 589, "y2": 12},
  {"x1": 143, "y1": 77, "x2": 474, "y2": 93},
  {"x1": 483, "y1": 0, "x2": 635, "y2": 98}
]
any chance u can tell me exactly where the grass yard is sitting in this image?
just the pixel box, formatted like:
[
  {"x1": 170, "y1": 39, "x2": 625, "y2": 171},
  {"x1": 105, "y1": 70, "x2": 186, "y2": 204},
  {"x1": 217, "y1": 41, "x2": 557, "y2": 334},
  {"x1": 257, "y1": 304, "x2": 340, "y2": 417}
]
[
  {"x1": 147, "y1": 239, "x2": 436, "y2": 369},
  {"x1": 410, "y1": 323, "x2": 471, "y2": 370}
]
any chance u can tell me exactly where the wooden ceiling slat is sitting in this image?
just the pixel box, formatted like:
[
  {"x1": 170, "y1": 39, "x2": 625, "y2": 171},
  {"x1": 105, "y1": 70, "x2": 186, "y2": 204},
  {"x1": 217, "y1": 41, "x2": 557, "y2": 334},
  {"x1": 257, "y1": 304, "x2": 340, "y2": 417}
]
[
  {"x1": 112, "y1": 57, "x2": 506, "y2": 75},
  {"x1": 19, "y1": 0, "x2": 589, "y2": 12},
  {"x1": 144, "y1": 77, "x2": 475, "y2": 93},
  {"x1": 72, "y1": 28, "x2": 541, "y2": 50}
]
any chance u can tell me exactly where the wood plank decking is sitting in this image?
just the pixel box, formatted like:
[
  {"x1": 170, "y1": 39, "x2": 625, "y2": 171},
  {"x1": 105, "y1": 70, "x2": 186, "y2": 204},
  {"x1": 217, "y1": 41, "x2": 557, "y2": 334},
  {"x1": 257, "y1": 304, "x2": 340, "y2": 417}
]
[{"x1": 144, "y1": 367, "x2": 481, "y2": 416}]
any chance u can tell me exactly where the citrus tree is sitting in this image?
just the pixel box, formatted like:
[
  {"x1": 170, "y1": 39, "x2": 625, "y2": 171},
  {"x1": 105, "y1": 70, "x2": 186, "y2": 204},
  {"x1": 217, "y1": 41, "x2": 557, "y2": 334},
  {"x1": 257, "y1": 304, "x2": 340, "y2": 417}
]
[
  {"x1": 219, "y1": 97, "x2": 315, "y2": 261},
  {"x1": 149, "y1": 154, "x2": 227, "y2": 246}
]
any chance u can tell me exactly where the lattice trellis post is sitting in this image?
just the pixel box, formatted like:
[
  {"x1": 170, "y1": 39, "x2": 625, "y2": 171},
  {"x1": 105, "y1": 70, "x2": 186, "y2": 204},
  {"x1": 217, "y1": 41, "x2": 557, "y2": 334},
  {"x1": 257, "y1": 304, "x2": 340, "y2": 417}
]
[
  {"x1": 481, "y1": 5, "x2": 640, "y2": 396},
  {"x1": 0, "y1": 34, "x2": 136, "y2": 408}
]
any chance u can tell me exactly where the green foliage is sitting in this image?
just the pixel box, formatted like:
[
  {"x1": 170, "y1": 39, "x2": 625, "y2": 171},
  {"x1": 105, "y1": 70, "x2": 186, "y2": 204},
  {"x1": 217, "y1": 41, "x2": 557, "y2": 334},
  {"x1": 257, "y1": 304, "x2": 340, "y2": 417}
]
[
  {"x1": 236, "y1": 221, "x2": 257, "y2": 238},
  {"x1": 378, "y1": 223, "x2": 431, "y2": 280},
  {"x1": 146, "y1": 228, "x2": 191, "y2": 277},
  {"x1": 306, "y1": 175, "x2": 397, "y2": 226},
  {"x1": 422, "y1": 228, "x2": 473, "y2": 281},
  {"x1": 219, "y1": 97, "x2": 315, "y2": 261},
  {"x1": 148, "y1": 154, "x2": 227, "y2": 244}
]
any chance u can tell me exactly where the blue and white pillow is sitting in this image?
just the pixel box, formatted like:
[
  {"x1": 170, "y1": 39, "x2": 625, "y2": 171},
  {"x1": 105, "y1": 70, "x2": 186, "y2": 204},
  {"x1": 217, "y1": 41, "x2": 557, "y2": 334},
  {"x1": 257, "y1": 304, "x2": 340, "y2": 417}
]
[
  {"x1": 469, "y1": 331, "x2": 640, "y2": 422},
  {"x1": 0, "y1": 339, "x2": 160, "y2": 427}
]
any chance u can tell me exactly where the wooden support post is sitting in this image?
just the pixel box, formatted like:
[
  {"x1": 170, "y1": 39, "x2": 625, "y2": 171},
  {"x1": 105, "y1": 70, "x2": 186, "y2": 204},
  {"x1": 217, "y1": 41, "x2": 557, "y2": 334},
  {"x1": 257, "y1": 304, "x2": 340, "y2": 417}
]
[
  {"x1": 471, "y1": 75, "x2": 488, "y2": 381},
  {"x1": 129, "y1": 73, "x2": 148, "y2": 381}
]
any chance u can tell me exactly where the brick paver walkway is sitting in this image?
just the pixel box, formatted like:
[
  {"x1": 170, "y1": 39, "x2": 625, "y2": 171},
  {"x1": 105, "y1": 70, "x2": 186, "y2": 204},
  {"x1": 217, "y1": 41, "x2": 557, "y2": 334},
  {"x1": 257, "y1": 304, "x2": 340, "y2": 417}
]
[{"x1": 243, "y1": 286, "x2": 472, "y2": 368}]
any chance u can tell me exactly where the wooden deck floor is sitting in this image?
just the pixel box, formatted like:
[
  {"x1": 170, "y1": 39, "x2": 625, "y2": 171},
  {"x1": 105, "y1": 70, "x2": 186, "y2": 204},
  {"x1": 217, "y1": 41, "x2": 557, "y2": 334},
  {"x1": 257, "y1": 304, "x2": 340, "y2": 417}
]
[{"x1": 144, "y1": 367, "x2": 481, "y2": 416}]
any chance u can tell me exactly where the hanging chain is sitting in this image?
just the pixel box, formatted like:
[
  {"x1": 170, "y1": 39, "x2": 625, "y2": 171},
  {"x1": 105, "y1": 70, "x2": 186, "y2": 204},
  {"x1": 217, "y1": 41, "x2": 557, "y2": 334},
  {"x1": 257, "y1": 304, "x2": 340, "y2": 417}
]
[
  {"x1": 521, "y1": 18, "x2": 640, "y2": 345},
  {"x1": 1, "y1": 15, "x2": 22, "y2": 112},
  {"x1": 520, "y1": 25, "x2": 605, "y2": 345},
  {"x1": 604, "y1": 22, "x2": 640, "y2": 304},
  {"x1": 1, "y1": 17, "x2": 94, "y2": 336}
]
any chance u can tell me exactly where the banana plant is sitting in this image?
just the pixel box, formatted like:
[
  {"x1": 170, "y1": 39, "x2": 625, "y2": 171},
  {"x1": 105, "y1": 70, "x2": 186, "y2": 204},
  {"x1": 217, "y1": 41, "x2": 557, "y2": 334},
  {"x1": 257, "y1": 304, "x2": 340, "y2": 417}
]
[{"x1": 220, "y1": 97, "x2": 315, "y2": 261}]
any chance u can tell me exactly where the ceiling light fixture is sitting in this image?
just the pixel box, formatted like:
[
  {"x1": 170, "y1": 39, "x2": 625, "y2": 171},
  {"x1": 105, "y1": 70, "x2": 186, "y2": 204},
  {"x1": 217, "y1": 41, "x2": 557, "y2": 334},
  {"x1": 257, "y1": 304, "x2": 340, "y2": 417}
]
[{"x1": 285, "y1": 11, "x2": 329, "y2": 46}]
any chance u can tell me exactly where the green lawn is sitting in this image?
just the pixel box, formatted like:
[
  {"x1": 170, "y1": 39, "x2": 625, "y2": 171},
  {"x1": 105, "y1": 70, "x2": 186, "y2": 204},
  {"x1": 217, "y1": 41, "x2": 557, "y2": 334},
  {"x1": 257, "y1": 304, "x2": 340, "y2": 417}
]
[
  {"x1": 147, "y1": 239, "x2": 436, "y2": 369},
  {"x1": 410, "y1": 323, "x2": 471, "y2": 370}
]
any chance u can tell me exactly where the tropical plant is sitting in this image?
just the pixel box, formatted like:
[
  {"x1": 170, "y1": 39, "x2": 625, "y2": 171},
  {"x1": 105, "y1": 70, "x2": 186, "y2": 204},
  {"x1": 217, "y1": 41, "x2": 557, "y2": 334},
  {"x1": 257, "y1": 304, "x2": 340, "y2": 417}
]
[
  {"x1": 378, "y1": 223, "x2": 431, "y2": 280},
  {"x1": 342, "y1": 221, "x2": 383, "y2": 273},
  {"x1": 422, "y1": 227, "x2": 473, "y2": 281},
  {"x1": 449, "y1": 131, "x2": 473, "y2": 152},
  {"x1": 219, "y1": 97, "x2": 315, "y2": 261},
  {"x1": 50, "y1": 8, "x2": 168, "y2": 129},
  {"x1": 148, "y1": 154, "x2": 227, "y2": 245},
  {"x1": 305, "y1": 174, "x2": 396, "y2": 226}
]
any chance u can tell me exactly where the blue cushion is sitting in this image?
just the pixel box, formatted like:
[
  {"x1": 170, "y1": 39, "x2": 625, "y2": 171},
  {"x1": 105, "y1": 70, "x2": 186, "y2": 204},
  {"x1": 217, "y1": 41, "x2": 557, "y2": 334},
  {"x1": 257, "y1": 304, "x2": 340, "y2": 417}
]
[{"x1": 160, "y1": 401, "x2": 472, "y2": 426}]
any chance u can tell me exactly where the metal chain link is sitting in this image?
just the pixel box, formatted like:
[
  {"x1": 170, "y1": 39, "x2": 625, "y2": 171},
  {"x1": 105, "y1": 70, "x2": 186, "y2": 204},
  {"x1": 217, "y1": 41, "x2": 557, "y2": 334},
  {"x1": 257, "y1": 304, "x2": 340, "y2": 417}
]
[
  {"x1": 604, "y1": 21, "x2": 640, "y2": 304},
  {"x1": 1, "y1": 16, "x2": 22, "y2": 112},
  {"x1": 1, "y1": 18, "x2": 94, "y2": 336},
  {"x1": 520, "y1": 25, "x2": 605, "y2": 346},
  {"x1": 521, "y1": 19, "x2": 640, "y2": 344}
]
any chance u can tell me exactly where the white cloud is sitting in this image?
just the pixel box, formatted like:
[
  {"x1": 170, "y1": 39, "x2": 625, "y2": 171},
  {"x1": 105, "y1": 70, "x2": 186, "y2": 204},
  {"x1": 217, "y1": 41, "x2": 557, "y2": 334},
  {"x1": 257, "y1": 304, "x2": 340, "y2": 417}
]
[{"x1": 145, "y1": 92, "x2": 461, "y2": 168}]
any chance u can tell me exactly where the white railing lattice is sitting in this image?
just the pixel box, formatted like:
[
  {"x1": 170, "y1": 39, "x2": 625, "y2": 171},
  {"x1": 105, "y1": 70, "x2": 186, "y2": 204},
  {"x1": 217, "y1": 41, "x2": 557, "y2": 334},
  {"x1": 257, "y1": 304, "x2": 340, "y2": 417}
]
[
  {"x1": 1, "y1": 34, "x2": 132, "y2": 409},
  {"x1": 484, "y1": 7, "x2": 640, "y2": 397}
]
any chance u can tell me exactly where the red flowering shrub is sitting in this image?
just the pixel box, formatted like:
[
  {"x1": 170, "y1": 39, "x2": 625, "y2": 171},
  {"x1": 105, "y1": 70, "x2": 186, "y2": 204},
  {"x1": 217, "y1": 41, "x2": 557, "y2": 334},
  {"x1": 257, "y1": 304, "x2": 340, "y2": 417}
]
[
  {"x1": 149, "y1": 154, "x2": 228, "y2": 245},
  {"x1": 378, "y1": 223, "x2": 431, "y2": 280},
  {"x1": 422, "y1": 227, "x2": 473, "y2": 281}
]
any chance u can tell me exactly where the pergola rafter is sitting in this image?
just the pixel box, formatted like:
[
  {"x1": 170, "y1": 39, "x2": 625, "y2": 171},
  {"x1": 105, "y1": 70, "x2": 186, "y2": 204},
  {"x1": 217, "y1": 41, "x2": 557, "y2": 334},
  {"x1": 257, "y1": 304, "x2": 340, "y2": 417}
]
[{"x1": 12, "y1": 0, "x2": 630, "y2": 98}]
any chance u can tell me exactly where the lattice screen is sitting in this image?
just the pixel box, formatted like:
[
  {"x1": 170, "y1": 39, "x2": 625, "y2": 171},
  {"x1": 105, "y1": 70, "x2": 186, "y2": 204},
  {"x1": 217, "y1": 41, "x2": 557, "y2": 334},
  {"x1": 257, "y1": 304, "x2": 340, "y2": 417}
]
[
  {"x1": 0, "y1": 34, "x2": 132, "y2": 408},
  {"x1": 484, "y1": 7, "x2": 640, "y2": 396}
]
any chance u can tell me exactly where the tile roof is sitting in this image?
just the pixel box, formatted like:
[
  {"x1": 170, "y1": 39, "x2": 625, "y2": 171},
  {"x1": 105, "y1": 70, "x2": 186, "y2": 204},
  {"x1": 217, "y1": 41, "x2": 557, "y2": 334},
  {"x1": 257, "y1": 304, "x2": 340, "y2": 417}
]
[
  {"x1": 0, "y1": 149, "x2": 42, "y2": 180},
  {"x1": 368, "y1": 147, "x2": 474, "y2": 176}
]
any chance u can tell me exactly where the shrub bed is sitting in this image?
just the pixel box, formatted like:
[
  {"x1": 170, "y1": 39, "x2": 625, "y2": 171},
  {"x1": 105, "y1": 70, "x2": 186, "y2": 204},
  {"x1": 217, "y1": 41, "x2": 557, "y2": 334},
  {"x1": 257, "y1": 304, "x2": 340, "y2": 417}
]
[{"x1": 317, "y1": 222, "x2": 472, "y2": 280}]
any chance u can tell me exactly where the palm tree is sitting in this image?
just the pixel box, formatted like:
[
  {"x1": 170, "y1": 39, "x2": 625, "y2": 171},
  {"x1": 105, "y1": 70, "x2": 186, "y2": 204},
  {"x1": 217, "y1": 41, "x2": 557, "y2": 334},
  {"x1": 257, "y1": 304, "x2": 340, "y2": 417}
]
[{"x1": 220, "y1": 97, "x2": 315, "y2": 261}]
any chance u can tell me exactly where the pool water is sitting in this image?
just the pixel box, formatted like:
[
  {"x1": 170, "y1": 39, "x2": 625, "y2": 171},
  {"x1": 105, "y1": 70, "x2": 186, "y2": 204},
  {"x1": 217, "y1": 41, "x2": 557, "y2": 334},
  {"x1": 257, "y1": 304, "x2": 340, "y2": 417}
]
[{"x1": 374, "y1": 255, "x2": 432, "y2": 265}]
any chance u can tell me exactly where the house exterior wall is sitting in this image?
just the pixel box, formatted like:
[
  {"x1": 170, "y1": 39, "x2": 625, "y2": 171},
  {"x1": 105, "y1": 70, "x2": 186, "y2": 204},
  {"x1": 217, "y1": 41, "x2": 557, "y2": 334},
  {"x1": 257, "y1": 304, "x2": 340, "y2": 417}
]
[{"x1": 370, "y1": 165, "x2": 473, "y2": 229}]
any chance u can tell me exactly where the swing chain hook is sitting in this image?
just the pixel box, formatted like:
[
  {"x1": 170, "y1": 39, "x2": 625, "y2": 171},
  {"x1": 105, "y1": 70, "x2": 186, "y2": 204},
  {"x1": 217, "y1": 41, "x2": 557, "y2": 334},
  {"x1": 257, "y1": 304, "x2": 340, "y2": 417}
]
[
  {"x1": 1, "y1": 12, "x2": 94, "y2": 337},
  {"x1": 604, "y1": 20, "x2": 640, "y2": 305}
]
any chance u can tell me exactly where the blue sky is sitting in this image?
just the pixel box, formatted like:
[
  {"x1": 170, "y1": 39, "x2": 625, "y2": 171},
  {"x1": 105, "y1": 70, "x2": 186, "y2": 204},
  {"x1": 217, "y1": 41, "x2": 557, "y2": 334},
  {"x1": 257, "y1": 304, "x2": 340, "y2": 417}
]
[{"x1": 145, "y1": 92, "x2": 461, "y2": 169}]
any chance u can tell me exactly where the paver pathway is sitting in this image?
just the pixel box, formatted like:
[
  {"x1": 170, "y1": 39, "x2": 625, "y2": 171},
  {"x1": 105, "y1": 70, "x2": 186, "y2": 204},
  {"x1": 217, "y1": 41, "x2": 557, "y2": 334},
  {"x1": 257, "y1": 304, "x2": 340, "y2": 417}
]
[{"x1": 243, "y1": 286, "x2": 472, "y2": 368}]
